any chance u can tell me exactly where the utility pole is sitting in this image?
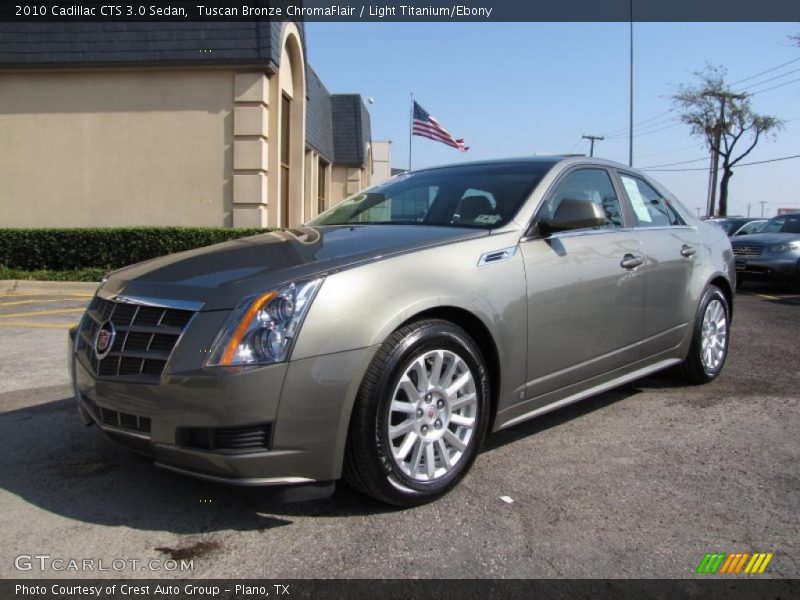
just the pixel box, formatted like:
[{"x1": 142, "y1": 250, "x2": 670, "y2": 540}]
[
  {"x1": 582, "y1": 134, "x2": 605, "y2": 157},
  {"x1": 702, "y1": 90, "x2": 747, "y2": 217},
  {"x1": 746, "y1": 203, "x2": 751, "y2": 217},
  {"x1": 628, "y1": 8, "x2": 634, "y2": 167},
  {"x1": 695, "y1": 207, "x2": 701, "y2": 218},
  {"x1": 760, "y1": 201, "x2": 767, "y2": 218}
]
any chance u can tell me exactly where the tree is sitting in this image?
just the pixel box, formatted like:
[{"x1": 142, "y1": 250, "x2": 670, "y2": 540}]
[{"x1": 672, "y1": 64, "x2": 782, "y2": 216}]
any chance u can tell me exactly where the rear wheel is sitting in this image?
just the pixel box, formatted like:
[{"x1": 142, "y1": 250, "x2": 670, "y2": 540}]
[
  {"x1": 674, "y1": 286, "x2": 730, "y2": 384},
  {"x1": 343, "y1": 319, "x2": 490, "y2": 507}
]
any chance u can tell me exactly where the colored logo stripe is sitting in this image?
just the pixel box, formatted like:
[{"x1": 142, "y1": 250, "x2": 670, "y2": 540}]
[
  {"x1": 744, "y1": 553, "x2": 773, "y2": 574},
  {"x1": 696, "y1": 552, "x2": 773, "y2": 574}
]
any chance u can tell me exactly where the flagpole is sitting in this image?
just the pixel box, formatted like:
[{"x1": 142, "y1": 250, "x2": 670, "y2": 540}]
[{"x1": 408, "y1": 92, "x2": 414, "y2": 171}]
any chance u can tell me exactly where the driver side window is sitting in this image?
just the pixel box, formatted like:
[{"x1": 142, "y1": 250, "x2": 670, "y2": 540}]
[{"x1": 540, "y1": 168, "x2": 623, "y2": 229}]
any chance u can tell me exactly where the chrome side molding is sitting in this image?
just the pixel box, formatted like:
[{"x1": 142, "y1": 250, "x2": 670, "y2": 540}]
[{"x1": 477, "y1": 246, "x2": 518, "y2": 267}]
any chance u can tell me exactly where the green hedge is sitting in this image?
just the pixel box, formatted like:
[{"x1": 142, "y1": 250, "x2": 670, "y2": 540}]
[
  {"x1": 0, "y1": 227, "x2": 267, "y2": 272},
  {"x1": 0, "y1": 266, "x2": 108, "y2": 282}
]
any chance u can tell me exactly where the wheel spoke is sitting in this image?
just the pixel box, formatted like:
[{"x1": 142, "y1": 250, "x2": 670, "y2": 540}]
[
  {"x1": 450, "y1": 392, "x2": 476, "y2": 411},
  {"x1": 425, "y1": 441, "x2": 436, "y2": 479},
  {"x1": 444, "y1": 430, "x2": 466, "y2": 452},
  {"x1": 414, "y1": 358, "x2": 430, "y2": 393},
  {"x1": 389, "y1": 419, "x2": 415, "y2": 439},
  {"x1": 436, "y1": 438, "x2": 452, "y2": 471},
  {"x1": 391, "y1": 398, "x2": 417, "y2": 414},
  {"x1": 399, "y1": 376, "x2": 421, "y2": 402},
  {"x1": 409, "y1": 438, "x2": 424, "y2": 473},
  {"x1": 428, "y1": 350, "x2": 444, "y2": 387},
  {"x1": 394, "y1": 431, "x2": 418, "y2": 460},
  {"x1": 447, "y1": 371, "x2": 471, "y2": 397},
  {"x1": 441, "y1": 357, "x2": 457, "y2": 387},
  {"x1": 450, "y1": 413, "x2": 475, "y2": 429}
]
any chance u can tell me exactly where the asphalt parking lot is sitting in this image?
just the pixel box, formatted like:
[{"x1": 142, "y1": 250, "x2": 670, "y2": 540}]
[{"x1": 0, "y1": 284, "x2": 798, "y2": 579}]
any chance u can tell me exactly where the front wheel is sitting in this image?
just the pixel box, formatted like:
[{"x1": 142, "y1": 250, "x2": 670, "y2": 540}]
[
  {"x1": 343, "y1": 319, "x2": 490, "y2": 507},
  {"x1": 674, "y1": 286, "x2": 730, "y2": 384}
]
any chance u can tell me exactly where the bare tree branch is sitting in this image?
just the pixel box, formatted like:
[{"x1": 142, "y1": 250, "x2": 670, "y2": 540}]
[{"x1": 671, "y1": 63, "x2": 783, "y2": 215}]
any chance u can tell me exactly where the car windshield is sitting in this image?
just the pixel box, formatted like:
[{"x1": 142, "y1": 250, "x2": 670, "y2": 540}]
[
  {"x1": 760, "y1": 214, "x2": 800, "y2": 234},
  {"x1": 713, "y1": 219, "x2": 746, "y2": 234},
  {"x1": 308, "y1": 162, "x2": 554, "y2": 229}
]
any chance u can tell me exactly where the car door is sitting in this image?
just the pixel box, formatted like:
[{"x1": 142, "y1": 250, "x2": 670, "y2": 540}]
[
  {"x1": 520, "y1": 167, "x2": 646, "y2": 401},
  {"x1": 615, "y1": 171, "x2": 702, "y2": 357}
]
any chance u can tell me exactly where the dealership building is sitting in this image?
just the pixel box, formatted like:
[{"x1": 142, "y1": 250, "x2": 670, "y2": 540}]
[{"x1": 0, "y1": 22, "x2": 375, "y2": 228}]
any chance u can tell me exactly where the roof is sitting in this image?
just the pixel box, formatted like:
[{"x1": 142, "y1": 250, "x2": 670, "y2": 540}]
[
  {"x1": 331, "y1": 95, "x2": 372, "y2": 167},
  {"x1": 0, "y1": 21, "x2": 300, "y2": 69},
  {"x1": 305, "y1": 67, "x2": 335, "y2": 163}
]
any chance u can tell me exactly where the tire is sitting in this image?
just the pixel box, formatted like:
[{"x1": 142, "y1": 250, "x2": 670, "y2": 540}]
[
  {"x1": 673, "y1": 286, "x2": 730, "y2": 384},
  {"x1": 343, "y1": 319, "x2": 491, "y2": 507},
  {"x1": 735, "y1": 274, "x2": 745, "y2": 290}
]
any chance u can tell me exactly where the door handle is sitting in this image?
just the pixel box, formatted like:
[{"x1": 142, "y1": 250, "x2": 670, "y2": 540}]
[
  {"x1": 681, "y1": 244, "x2": 696, "y2": 257},
  {"x1": 620, "y1": 254, "x2": 643, "y2": 269}
]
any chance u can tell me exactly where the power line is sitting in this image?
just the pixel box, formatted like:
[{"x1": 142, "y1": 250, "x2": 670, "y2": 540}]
[
  {"x1": 730, "y1": 56, "x2": 800, "y2": 87},
  {"x1": 605, "y1": 121, "x2": 681, "y2": 140},
  {"x1": 599, "y1": 108, "x2": 675, "y2": 138},
  {"x1": 641, "y1": 153, "x2": 800, "y2": 172},
  {"x1": 749, "y1": 76, "x2": 800, "y2": 96},
  {"x1": 735, "y1": 66, "x2": 800, "y2": 94},
  {"x1": 636, "y1": 143, "x2": 703, "y2": 159},
  {"x1": 639, "y1": 156, "x2": 708, "y2": 169}
]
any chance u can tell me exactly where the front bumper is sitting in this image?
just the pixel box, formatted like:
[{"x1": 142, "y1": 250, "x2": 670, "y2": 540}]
[
  {"x1": 734, "y1": 254, "x2": 799, "y2": 281},
  {"x1": 69, "y1": 326, "x2": 378, "y2": 485}
]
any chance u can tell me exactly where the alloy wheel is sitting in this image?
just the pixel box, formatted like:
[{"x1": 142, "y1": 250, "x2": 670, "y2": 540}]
[{"x1": 386, "y1": 349, "x2": 478, "y2": 482}]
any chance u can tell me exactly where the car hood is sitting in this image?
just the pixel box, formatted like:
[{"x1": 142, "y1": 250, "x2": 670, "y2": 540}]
[
  {"x1": 100, "y1": 225, "x2": 488, "y2": 311},
  {"x1": 731, "y1": 232, "x2": 800, "y2": 246}
]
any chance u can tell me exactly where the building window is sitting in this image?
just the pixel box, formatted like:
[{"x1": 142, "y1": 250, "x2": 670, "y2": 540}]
[
  {"x1": 317, "y1": 160, "x2": 328, "y2": 214},
  {"x1": 280, "y1": 93, "x2": 291, "y2": 227}
]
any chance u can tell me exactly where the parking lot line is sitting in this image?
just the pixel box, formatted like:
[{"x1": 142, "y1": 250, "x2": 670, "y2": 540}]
[
  {"x1": 0, "y1": 298, "x2": 85, "y2": 307},
  {"x1": 758, "y1": 294, "x2": 781, "y2": 301},
  {"x1": 0, "y1": 321, "x2": 75, "y2": 329},
  {"x1": 0, "y1": 292, "x2": 94, "y2": 298},
  {"x1": 0, "y1": 308, "x2": 86, "y2": 319}
]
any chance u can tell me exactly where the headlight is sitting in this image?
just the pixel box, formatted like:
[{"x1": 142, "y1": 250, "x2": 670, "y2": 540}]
[
  {"x1": 768, "y1": 242, "x2": 800, "y2": 253},
  {"x1": 206, "y1": 278, "x2": 323, "y2": 367}
]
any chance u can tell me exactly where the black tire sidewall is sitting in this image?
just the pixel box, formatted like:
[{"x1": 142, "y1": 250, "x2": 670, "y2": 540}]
[{"x1": 371, "y1": 322, "x2": 490, "y2": 499}]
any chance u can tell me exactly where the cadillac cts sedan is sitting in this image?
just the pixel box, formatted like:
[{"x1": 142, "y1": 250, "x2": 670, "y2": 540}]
[{"x1": 69, "y1": 156, "x2": 735, "y2": 506}]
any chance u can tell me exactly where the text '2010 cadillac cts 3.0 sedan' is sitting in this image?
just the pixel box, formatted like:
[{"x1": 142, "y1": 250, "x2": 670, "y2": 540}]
[{"x1": 69, "y1": 156, "x2": 735, "y2": 506}]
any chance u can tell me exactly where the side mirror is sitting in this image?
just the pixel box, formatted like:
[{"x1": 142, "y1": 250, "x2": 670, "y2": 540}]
[{"x1": 539, "y1": 198, "x2": 606, "y2": 234}]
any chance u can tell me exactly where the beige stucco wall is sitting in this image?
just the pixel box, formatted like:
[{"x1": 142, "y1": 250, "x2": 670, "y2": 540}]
[{"x1": 0, "y1": 69, "x2": 235, "y2": 228}]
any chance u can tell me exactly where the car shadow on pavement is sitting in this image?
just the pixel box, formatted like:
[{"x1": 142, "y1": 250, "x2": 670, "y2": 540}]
[{"x1": 0, "y1": 393, "x2": 397, "y2": 535}]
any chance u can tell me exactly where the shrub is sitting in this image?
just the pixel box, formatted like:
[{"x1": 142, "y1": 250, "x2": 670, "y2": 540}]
[{"x1": 0, "y1": 227, "x2": 267, "y2": 272}]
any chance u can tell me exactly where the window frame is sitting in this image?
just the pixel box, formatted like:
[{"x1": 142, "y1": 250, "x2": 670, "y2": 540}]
[
  {"x1": 613, "y1": 169, "x2": 689, "y2": 230},
  {"x1": 527, "y1": 165, "x2": 633, "y2": 238}
]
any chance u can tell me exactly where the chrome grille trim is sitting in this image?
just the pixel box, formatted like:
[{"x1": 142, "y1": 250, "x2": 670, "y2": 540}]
[
  {"x1": 76, "y1": 296, "x2": 196, "y2": 382},
  {"x1": 732, "y1": 245, "x2": 764, "y2": 257}
]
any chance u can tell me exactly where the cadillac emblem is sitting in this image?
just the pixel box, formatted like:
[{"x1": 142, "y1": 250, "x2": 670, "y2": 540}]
[{"x1": 94, "y1": 321, "x2": 116, "y2": 360}]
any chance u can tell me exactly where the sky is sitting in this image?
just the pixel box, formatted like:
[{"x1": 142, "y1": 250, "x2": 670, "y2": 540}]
[{"x1": 306, "y1": 22, "x2": 799, "y2": 218}]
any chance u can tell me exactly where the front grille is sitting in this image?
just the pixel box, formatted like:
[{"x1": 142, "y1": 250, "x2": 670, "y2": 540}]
[
  {"x1": 732, "y1": 245, "x2": 764, "y2": 257},
  {"x1": 177, "y1": 424, "x2": 273, "y2": 455},
  {"x1": 99, "y1": 406, "x2": 151, "y2": 434},
  {"x1": 76, "y1": 296, "x2": 195, "y2": 382}
]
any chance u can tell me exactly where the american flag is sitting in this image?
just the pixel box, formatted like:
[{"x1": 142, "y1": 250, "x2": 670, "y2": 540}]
[{"x1": 412, "y1": 101, "x2": 469, "y2": 152}]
